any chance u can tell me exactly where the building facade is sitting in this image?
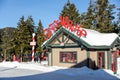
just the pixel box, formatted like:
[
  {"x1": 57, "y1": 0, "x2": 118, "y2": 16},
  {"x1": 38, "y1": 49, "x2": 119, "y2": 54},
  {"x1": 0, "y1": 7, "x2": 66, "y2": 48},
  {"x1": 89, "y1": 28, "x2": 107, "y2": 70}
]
[{"x1": 42, "y1": 27, "x2": 120, "y2": 70}]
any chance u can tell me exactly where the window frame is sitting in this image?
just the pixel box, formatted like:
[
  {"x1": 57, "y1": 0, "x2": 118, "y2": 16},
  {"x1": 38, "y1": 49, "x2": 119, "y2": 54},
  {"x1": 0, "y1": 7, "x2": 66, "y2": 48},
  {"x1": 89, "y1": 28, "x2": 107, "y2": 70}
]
[
  {"x1": 59, "y1": 51, "x2": 77, "y2": 63},
  {"x1": 97, "y1": 51, "x2": 105, "y2": 68}
]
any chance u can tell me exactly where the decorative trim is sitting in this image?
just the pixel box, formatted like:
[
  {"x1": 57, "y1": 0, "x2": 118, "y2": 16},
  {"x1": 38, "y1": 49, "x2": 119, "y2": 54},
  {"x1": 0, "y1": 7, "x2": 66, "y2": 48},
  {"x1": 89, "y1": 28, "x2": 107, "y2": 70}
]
[
  {"x1": 51, "y1": 49, "x2": 53, "y2": 66},
  {"x1": 107, "y1": 50, "x2": 111, "y2": 69},
  {"x1": 56, "y1": 38, "x2": 61, "y2": 43},
  {"x1": 42, "y1": 27, "x2": 118, "y2": 50},
  {"x1": 110, "y1": 37, "x2": 119, "y2": 48},
  {"x1": 62, "y1": 32, "x2": 64, "y2": 42},
  {"x1": 48, "y1": 52, "x2": 50, "y2": 66}
]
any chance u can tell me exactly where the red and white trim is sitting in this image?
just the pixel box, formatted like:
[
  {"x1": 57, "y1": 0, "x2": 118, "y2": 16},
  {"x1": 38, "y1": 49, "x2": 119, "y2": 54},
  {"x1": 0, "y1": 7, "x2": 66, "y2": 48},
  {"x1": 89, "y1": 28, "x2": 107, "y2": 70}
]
[{"x1": 30, "y1": 33, "x2": 36, "y2": 62}]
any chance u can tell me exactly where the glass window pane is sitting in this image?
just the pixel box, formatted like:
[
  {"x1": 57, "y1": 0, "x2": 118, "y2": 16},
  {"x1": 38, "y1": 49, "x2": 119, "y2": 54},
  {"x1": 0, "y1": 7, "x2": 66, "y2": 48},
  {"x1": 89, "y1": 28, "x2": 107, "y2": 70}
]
[{"x1": 60, "y1": 52, "x2": 77, "y2": 63}]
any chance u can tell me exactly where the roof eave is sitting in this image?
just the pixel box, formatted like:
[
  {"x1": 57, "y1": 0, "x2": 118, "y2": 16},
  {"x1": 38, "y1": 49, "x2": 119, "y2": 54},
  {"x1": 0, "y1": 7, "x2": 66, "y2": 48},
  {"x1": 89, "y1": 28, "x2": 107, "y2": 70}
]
[{"x1": 42, "y1": 27, "x2": 118, "y2": 50}]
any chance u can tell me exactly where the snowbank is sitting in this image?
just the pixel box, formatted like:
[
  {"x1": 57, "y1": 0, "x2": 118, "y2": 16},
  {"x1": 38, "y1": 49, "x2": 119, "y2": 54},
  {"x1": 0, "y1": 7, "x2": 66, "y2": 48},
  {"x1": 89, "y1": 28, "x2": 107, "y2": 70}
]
[
  {"x1": 0, "y1": 61, "x2": 120, "y2": 79},
  {"x1": 0, "y1": 61, "x2": 19, "y2": 68},
  {"x1": 54, "y1": 66, "x2": 94, "y2": 76},
  {"x1": 0, "y1": 61, "x2": 67, "y2": 72}
]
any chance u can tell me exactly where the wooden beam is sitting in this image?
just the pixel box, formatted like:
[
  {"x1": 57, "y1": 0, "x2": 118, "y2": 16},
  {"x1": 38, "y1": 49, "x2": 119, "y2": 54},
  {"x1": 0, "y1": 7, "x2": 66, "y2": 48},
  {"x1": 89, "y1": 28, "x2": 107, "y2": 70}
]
[
  {"x1": 56, "y1": 37, "x2": 61, "y2": 43},
  {"x1": 107, "y1": 50, "x2": 111, "y2": 70},
  {"x1": 62, "y1": 32, "x2": 64, "y2": 42},
  {"x1": 64, "y1": 34, "x2": 69, "y2": 43}
]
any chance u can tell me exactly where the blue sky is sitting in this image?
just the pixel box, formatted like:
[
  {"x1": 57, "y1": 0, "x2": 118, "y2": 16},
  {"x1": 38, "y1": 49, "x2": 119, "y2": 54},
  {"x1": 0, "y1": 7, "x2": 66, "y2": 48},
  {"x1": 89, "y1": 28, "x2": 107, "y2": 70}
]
[{"x1": 0, "y1": 0, "x2": 120, "y2": 29}]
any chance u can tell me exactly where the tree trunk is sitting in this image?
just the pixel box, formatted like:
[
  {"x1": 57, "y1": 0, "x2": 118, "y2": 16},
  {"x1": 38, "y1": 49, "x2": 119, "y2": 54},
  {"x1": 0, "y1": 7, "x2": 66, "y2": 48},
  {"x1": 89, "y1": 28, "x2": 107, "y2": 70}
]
[{"x1": 4, "y1": 49, "x2": 6, "y2": 61}]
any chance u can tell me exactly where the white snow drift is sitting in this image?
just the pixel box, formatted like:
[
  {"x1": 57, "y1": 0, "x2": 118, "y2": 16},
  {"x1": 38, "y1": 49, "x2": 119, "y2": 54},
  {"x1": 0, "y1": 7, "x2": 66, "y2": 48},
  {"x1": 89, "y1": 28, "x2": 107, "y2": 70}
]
[{"x1": 0, "y1": 61, "x2": 120, "y2": 80}]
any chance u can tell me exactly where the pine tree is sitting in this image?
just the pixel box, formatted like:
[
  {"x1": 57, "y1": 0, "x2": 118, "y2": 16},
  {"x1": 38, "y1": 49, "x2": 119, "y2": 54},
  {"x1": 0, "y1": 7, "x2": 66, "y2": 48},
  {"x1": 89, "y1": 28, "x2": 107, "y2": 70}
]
[
  {"x1": 1, "y1": 28, "x2": 13, "y2": 61},
  {"x1": 81, "y1": 0, "x2": 95, "y2": 29},
  {"x1": 94, "y1": 0, "x2": 115, "y2": 33},
  {"x1": 21, "y1": 16, "x2": 34, "y2": 54},
  {"x1": 12, "y1": 16, "x2": 26, "y2": 55},
  {"x1": 12, "y1": 16, "x2": 34, "y2": 61},
  {"x1": 60, "y1": 0, "x2": 81, "y2": 25},
  {"x1": 36, "y1": 20, "x2": 44, "y2": 54},
  {"x1": 0, "y1": 33, "x2": 2, "y2": 47},
  {"x1": 114, "y1": 8, "x2": 120, "y2": 35}
]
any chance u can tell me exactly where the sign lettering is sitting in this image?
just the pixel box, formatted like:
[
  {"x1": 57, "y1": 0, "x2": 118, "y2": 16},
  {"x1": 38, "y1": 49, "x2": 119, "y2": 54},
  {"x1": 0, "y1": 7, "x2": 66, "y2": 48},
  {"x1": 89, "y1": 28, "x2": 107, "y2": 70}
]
[{"x1": 44, "y1": 16, "x2": 87, "y2": 40}]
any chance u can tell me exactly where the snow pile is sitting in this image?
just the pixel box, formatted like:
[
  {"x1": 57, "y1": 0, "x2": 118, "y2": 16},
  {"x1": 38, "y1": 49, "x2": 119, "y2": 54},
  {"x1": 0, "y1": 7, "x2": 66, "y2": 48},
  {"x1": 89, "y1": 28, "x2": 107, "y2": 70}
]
[
  {"x1": 0, "y1": 61, "x2": 120, "y2": 79},
  {"x1": 0, "y1": 61, "x2": 19, "y2": 68},
  {"x1": 0, "y1": 61, "x2": 67, "y2": 72},
  {"x1": 18, "y1": 63, "x2": 67, "y2": 72},
  {"x1": 93, "y1": 69, "x2": 118, "y2": 80},
  {"x1": 54, "y1": 66, "x2": 94, "y2": 76}
]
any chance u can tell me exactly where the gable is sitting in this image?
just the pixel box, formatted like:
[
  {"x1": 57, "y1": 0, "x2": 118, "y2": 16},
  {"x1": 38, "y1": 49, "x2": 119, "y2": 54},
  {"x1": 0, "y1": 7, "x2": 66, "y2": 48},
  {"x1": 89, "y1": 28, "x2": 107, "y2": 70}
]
[
  {"x1": 42, "y1": 27, "x2": 119, "y2": 49},
  {"x1": 50, "y1": 31, "x2": 78, "y2": 46}
]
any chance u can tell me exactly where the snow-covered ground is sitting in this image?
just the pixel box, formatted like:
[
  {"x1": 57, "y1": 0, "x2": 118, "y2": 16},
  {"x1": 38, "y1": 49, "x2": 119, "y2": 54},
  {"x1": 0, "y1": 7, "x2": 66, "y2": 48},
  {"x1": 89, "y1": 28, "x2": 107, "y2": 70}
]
[{"x1": 0, "y1": 61, "x2": 120, "y2": 80}]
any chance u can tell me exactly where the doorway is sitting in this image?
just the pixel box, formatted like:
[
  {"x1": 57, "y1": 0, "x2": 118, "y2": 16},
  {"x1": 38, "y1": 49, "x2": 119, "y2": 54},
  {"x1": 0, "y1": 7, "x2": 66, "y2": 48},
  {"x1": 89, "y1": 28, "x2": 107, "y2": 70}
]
[
  {"x1": 111, "y1": 51, "x2": 117, "y2": 72},
  {"x1": 98, "y1": 52, "x2": 105, "y2": 68}
]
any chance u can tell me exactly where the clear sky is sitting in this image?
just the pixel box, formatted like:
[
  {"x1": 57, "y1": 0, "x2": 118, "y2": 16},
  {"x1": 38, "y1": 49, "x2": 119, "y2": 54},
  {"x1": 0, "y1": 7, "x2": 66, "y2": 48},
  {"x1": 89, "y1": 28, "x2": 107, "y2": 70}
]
[{"x1": 0, "y1": 0, "x2": 120, "y2": 29}]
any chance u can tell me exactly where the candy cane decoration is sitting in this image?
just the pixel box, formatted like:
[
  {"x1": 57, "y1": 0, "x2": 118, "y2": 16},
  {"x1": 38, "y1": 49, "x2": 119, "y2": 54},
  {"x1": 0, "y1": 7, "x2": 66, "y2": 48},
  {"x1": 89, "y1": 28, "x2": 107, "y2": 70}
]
[{"x1": 30, "y1": 33, "x2": 36, "y2": 62}]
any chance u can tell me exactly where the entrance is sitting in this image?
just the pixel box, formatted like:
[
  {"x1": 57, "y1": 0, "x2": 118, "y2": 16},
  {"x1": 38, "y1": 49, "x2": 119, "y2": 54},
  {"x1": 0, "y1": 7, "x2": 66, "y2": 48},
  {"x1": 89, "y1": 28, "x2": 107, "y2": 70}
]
[
  {"x1": 98, "y1": 52, "x2": 105, "y2": 68},
  {"x1": 111, "y1": 51, "x2": 116, "y2": 72}
]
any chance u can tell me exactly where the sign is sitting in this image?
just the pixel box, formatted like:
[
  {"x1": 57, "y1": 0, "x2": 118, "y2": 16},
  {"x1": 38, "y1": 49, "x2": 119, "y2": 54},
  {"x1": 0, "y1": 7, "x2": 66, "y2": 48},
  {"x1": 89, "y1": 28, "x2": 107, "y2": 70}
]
[
  {"x1": 44, "y1": 16, "x2": 87, "y2": 40},
  {"x1": 30, "y1": 42, "x2": 36, "y2": 46}
]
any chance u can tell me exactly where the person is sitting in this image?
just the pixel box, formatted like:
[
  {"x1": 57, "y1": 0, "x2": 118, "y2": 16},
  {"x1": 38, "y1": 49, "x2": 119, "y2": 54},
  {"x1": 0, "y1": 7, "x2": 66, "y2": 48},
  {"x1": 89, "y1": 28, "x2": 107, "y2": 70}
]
[{"x1": 13, "y1": 55, "x2": 16, "y2": 61}]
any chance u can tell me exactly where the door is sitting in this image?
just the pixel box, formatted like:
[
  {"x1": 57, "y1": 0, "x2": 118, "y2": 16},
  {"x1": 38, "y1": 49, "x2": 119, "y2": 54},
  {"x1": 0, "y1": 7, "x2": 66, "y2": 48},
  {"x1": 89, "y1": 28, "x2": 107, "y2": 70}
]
[
  {"x1": 111, "y1": 51, "x2": 116, "y2": 72},
  {"x1": 98, "y1": 52, "x2": 105, "y2": 68}
]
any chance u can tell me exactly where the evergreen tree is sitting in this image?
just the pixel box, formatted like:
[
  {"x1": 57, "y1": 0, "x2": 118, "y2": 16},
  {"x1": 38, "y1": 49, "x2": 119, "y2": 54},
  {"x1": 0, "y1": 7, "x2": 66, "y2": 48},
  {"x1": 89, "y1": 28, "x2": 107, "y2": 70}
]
[
  {"x1": 60, "y1": 0, "x2": 81, "y2": 25},
  {"x1": 0, "y1": 33, "x2": 2, "y2": 47},
  {"x1": 94, "y1": 0, "x2": 115, "y2": 33},
  {"x1": 114, "y1": 8, "x2": 120, "y2": 34},
  {"x1": 1, "y1": 28, "x2": 13, "y2": 61},
  {"x1": 12, "y1": 16, "x2": 26, "y2": 55},
  {"x1": 12, "y1": 16, "x2": 34, "y2": 60},
  {"x1": 36, "y1": 20, "x2": 44, "y2": 54},
  {"x1": 21, "y1": 16, "x2": 34, "y2": 53},
  {"x1": 1, "y1": 30, "x2": 8, "y2": 61},
  {"x1": 81, "y1": 0, "x2": 95, "y2": 29},
  {"x1": 0, "y1": 27, "x2": 15, "y2": 61}
]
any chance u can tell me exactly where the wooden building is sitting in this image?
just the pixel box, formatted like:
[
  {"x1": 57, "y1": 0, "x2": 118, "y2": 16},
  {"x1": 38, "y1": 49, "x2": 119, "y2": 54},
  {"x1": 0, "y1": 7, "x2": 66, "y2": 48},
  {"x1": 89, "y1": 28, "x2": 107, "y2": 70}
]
[{"x1": 42, "y1": 27, "x2": 120, "y2": 70}]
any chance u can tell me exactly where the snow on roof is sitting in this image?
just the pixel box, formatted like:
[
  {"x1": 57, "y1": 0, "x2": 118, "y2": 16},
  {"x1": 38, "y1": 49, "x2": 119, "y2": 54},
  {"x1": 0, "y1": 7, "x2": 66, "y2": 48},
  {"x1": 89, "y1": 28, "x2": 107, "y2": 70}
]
[
  {"x1": 42, "y1": 27, "x2": 119, "y2": 47},
  {"x1": 80, "y1": 28, "x2": 118, "y2": 46},
  {"x1": 63, "y1": 27, "x2": 118, "y2": 46}
]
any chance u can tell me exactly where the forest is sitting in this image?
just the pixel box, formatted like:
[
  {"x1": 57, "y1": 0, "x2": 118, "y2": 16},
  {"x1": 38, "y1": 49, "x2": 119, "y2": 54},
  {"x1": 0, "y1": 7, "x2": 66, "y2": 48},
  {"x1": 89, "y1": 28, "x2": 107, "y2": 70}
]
[{"x1": 0, "y1": 0, "x2": 120, "y2": 62}]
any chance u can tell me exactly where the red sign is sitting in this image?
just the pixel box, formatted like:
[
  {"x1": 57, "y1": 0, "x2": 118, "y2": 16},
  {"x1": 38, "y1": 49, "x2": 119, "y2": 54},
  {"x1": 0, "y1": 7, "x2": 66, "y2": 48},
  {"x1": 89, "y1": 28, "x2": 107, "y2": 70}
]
[{"x1": 44, "y1": 16, "x2": 87, "y2": 40}]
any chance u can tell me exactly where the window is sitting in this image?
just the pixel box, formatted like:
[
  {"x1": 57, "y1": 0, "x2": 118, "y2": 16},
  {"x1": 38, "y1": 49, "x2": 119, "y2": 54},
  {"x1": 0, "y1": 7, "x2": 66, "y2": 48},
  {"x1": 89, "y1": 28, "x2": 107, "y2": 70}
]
[{"x1": 60, "y1": 52, "x2": 77, "y2": 63}]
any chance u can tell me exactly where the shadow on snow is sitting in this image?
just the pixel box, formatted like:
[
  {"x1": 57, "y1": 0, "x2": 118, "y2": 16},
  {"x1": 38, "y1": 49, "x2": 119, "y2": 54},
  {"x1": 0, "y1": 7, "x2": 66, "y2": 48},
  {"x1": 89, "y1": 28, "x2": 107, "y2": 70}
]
[{"x1": 0, "y1": 67, "x2": 119, "y2": 80}]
